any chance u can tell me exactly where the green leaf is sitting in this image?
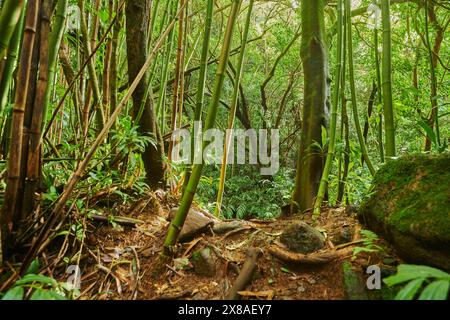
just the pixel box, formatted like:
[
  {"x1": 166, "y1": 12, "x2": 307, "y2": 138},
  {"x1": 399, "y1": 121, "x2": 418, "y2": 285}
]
[
  {"x1": 2, "y1": 286, "x2": 24, "y2": 300},
  {"x1": 418, "y1": 280, "x2": 450, "y2": 300},
  {"x1": 418, "y1": 120, "x2": 437, "y2": 145},
  {"x1": 15, "y1": 274, "x2": 58, "y2": 287},
  {"x1": 395, "y1": 278, "x2": 425, "y2": 300},
  {"x1": 384, "y1": 265, "x2": 450, "y2": 286},
  {"x1": 24, "y1": 259, "x2": 40, "y2": 275},
  {"x1": 281, "y1": 267, "x2": 290, "y2": 273},
  {"x1": 30, "y1": 289, "x2": 67, "y2": 300}
]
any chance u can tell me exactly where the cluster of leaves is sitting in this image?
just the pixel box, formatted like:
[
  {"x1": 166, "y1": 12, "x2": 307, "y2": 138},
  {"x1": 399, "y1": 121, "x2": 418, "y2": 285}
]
[
  {"x1": 1, "y1": 260, "x2": 78, "y2": 300},
  {"x1": 352, "y1": 229, "x2": 385, "y2": 259},
  {"x1": 41, "y1": 116, "x2": 154, "y2": 209},
  {"x1": 384, "y1": 264, "x2": 450, "y2": 300},
  {"x1": 197, "y1": 165, "x2": 294, "y2": 220}
]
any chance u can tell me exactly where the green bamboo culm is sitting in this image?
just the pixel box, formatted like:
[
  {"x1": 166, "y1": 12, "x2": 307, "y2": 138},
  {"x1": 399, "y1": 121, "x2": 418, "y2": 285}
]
[
  {"x1": 0, "y1": 0, "x2": 25, "y2": 62},
  {"x1": 374, "y1": 26, "x2": 385, "y2": 163},
  {"x1": 345, "y1": 0, "x2": 376, "y2": 176},
  {"x1": 424, "y1": 0, "x2": 440, "y2": 150},
  {"x1": 41, "y1": 0, "x2": 68, "y2": 132},
  {"x1": 156, "y1": 0, "x2": 179, "y2": 131},
  {"x1": 381, "y1": 0, "x2": 396, "y2": 158},
  {"x1": 162, "y1": 0, "x2": 242, "y2": 260},
  {"x1": 215, "y1": 0, "x2": 254, "y2": 218},
  {"x1": 183, "y1": 0, "x2": 214, "y2": 190},
  {"x1": 313, "y1": 0, "x2": 343, "y2": 216},
  {"x1": 0, "y1": 4, "x2": 25, "y2": 115}
]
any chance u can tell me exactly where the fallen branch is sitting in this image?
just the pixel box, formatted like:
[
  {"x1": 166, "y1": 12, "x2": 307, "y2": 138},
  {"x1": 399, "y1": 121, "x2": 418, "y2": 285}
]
[
  {"x1": 268, "y1": 245, "x2": 350, "y2": 265},
  {"x1": 226, "y1": 247, "x2": 262, "y2": 300},
  {"x1": 90, "y1": 214, "x2": 144, "y2": 228}
]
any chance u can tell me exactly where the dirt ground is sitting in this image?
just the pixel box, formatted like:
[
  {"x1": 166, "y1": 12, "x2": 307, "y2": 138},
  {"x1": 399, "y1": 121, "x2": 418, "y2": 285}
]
[{"x1": 49, "y1": 191, "x2": 400, "y2": 300}]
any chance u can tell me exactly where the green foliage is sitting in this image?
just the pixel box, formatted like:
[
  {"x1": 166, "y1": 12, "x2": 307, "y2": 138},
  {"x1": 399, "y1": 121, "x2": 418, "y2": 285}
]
[
  {"x1": 197, "y1": 166, "x2": 294, "y2": 219},
  {"x1": 384, "y1": 264, "x2": 450, "y2": 300},
  {"x1": 352, "y1": 229, "x2": 384, "y2": 259},
  {"x1": 1, "y1": 260, "x2": 79, "y2": 300},
  {"x1": 110, "y1": 116, "x2": 157, "y2": 156}
]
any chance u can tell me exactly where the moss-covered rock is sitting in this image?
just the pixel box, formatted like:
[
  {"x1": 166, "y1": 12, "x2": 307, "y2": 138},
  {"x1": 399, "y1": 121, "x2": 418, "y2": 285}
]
[
  {"x1": 280, "y1": 222, "x2": 325, "y2": 254},
  {"x1": 342, "y1": 261, "x2": 369, "y2": 300},
  {"x1": 359, "y1": 153, "x2": 450, "y2": 272}
]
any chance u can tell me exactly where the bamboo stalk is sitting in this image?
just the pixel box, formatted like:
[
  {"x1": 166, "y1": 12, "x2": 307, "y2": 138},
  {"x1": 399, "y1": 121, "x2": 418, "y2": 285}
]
[
  {"x1": 21, "y1": 0, "x2": 52, "y2": 218},
  {"x1": 423, "y1": 0, "x2": 441, "y2": 151},
  {"x1": 22, "y1": 0, "x2": 68, "y2": 218},
  {"x1": 168, "y1": 0, "x2": 186, "y2": 161},
  {"x1": 20, "y1": 4, "x2": 185, "y2": 273},
  {"x1": 381, "y1": 0, "x2": 396, "y2": 158},
  {"x1": 215, "y1": 0, "x2": 254, "y2": 217},
  {"x1": 374, "y1": 27, "x2": 385, "y2": 162},
  {"x1": 1, "y1": 0, "x2": 39, "y2": 260},
  {"x1": 0, "y1": 0, "x2": 25, "y2": 61},
  {"x1": 0, "y1": 5, "x2": 25, "y2": 116},
  {"x1": 313, "y1": 0, "x2": 343, "y2": 215},
  {"x1": 183, "y1": 0, "x2": 213, "y2": 189},
  {"x1": 162, "y1": 0, "x2": 242, "y2": 260},
  {"x1": 42, "y1": 1, "x2": 126, "y2": 140},
  {"x1": 78, "y1": 0, "x2": 104, "y2": 129},
  {"x1": 156, "y1": 0, "x2": 178, "y2": 133},
  {"x1": 345, "y1": 0, "x2": 376, "y2": 177}
]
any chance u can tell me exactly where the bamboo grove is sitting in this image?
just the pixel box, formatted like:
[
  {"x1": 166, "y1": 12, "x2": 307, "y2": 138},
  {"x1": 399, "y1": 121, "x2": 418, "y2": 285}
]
[{"x1": 0, "y1": 0, "x2": 448, "y2": 273}]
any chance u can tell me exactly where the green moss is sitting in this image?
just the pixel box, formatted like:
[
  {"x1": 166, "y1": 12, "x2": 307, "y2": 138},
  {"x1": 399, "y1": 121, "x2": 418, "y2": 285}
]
[
  {"x1": 359, "y1": 153, "x2": 450, "y2": 254},
  {"x1": 342, "y1": 261, "x2": 369, "y2": 300}
]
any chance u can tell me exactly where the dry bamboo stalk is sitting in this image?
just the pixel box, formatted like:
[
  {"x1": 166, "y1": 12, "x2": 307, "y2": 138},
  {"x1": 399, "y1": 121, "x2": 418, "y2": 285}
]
[
  {"x1": 1, "y1": 0, "x2": 40, "y2": 258},
  {"x1": 21, "y1": 3, "x2": 187, "y2": 273}
]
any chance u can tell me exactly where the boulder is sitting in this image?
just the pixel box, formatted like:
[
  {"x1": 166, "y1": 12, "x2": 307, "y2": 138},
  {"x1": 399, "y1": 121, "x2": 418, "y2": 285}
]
[
  {"x1": 280, "y1": 222, "x2": 325, "y2": 254},
  {"x1": 359, "y1": 154, "x2": 450, "y2": 272},
  {"x1": 169, "y1": 208, "x2": 213, "y2": 242},
  {"x1": 331, "y1": 226, "x2": 354, "y2": 246}
]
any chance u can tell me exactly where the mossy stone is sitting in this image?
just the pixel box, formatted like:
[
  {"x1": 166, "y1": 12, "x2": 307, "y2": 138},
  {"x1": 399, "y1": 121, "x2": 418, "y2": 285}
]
[
  {"x1": 342, "y1": 261, "x2": 369, "y2": 300},
  {"x1": 280, "y1": 222, "x2": 325, "y2": 254},
  {"x1": 359, "y1": 153, "x2": 450, "y2": 271}
]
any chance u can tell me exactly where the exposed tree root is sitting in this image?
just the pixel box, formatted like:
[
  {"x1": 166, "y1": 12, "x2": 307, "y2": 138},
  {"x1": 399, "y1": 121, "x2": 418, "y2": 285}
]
[
  {"x1": 225, "y1": 247, "x2": 262, "y2": 300},
  {"x1": 268, "y1": 245, "x2": 351, "y2": 265}
]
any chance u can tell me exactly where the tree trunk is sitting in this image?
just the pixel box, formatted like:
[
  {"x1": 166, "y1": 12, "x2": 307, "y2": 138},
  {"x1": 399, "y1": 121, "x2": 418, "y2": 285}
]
[
  {"x1": 292, "y1": 0, "x2": 329, "y2": 213},
  {"x1": 125, "y1": 0, "x2": 165, "y2": 189}
]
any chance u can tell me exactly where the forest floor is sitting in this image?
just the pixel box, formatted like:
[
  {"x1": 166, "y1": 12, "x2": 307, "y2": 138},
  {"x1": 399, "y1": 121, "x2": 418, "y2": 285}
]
[{"x1": 50, "y1": 190, "x2": 400, "y2": 300}]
